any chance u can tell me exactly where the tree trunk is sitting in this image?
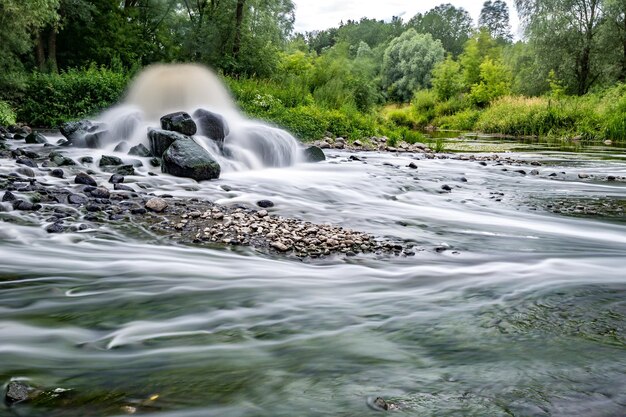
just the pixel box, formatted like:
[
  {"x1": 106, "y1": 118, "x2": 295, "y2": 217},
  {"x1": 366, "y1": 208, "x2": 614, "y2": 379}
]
[
  {"x1": 47, "y1": 29, "x2": 58, "y2": 74},
  {"x1": 232, "y1": 0, "x2": 245, "y2": 61},
  {"x1": 35, "y1": 33, "x2": 46, "y2": 72}
]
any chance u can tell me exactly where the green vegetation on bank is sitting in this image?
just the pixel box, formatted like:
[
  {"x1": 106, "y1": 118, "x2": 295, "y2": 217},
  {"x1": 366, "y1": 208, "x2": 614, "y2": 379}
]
[{"x1": 1, "y1": 0, "x2": 624, "y2": 144}]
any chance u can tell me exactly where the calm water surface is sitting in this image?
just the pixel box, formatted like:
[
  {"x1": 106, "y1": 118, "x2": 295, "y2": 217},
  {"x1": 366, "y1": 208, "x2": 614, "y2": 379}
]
[{"x1": 1, "y1": 139, "x2": 625, "y2": 416}]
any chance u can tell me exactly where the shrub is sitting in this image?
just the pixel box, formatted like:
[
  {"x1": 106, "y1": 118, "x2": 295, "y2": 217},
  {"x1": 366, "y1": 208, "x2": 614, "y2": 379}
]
[
  {"x1": 0, "y1": 101, "x2": 16, "y2": 126},
  {"x1": 435, "y1": 109, "x2": 480, "y2": 130},
  {"x1": 18, "y1": 66, "x2": 129, "y2": 127}
]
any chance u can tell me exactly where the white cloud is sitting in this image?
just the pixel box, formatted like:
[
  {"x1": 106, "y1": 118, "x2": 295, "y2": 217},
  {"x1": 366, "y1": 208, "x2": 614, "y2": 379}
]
[{"x1": 292, "y1": 0, "x2": 521, "y2": 38}]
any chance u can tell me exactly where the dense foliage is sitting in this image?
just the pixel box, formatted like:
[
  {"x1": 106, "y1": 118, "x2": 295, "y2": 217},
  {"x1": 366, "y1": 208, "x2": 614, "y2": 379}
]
[{"x1": 0, "y1": 0, "x2": 624, "y2": 143}]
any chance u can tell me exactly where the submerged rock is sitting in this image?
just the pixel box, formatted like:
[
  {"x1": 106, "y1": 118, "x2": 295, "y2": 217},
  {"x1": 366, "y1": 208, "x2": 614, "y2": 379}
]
[
  {"x1": 99, "y1": 155, "x2": 123, "y2": 166},
  {"x1": 5, "y1": 380, "x2": 36, "y2": 405},
  {"x1": 162, "y1": 137, "x2": 220, "y2": 181},
  {"x1": 160, "y1": 111, "x2": 197, "y2": 136},
  {"x1": 193, "y1": 109, "x2": 229, "y2": 149},
  {"x1": 128, "y1": 143, "x2": 151, "y2": 157},
  {"x1": 25, "y1": 132, "x2": 48, "y2": 144},
  {"x1": 148, "y1": 128, "x2": 185, "y2": 157},
  {"x1": 303, "y1": 145, "x2": 325, "y2": 162},
  {"x1": 257, "y1": 199, "x2": 274, "y2": 208}
]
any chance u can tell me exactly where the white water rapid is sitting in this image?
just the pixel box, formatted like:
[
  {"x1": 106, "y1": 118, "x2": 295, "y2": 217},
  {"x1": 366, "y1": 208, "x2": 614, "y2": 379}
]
[{"x1": 92, "y1": 63, "x2": 301, "y2": 171}]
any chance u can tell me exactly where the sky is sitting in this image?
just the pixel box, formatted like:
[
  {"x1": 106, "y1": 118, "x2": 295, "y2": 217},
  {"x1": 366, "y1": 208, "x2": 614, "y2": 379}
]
[{"x1": 292, "y1": 0, "x2": 522, "y2": 38}]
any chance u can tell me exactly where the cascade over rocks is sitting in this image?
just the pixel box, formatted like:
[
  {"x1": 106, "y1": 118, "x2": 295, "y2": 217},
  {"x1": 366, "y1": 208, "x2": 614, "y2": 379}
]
[
  {"x1": 160, "y1": 111, "x2": 197, "y2": 136},
  {"x1": 193, "y1": 109, "x2": 229, "y2": 149},
  {"x1": 162, "y1": 137, "x2": 220, "y2": 181},
  {"x1": 59, "y1": 119, "x2": 109, "y2": 148}
]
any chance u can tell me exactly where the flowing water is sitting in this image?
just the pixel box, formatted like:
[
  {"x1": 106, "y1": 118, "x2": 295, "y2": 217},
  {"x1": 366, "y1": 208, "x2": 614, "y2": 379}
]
[{"x1": 1, "y1": 65, "x2": 626, "y2": 416}]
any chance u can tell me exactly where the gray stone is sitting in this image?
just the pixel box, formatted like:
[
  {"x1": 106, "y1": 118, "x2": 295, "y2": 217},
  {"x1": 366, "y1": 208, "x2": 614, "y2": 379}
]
[
  {"x1": 162, "y1": 137, "x2": 220, "y2": 181},
  {"x1": 145, "y1": 197, "x2": 168, "y2": 212},
  {"x1": 99, "y1": 155, "x2": 123, "y2": 166},
  {"x1": 160, "y1": 111, "x2": 197, "y2": 136},
  {"x1": 25, "y1": 132, "x2": 48, "y2": 144},
  {"x1": 50, "y1": 169, "x2": 64, "y2": 178},
  {"x1": 114, "y1": 141, "x2": 129, "y2": 152},
  {"x1": 109, "y1": 174, "x2": 124, "y2": 184},
  {"x1": 5, "y1": 380, "x2": 34, "y2": 405},
  {"x1": 303, "y1": 146, "x2": 325, "y2": 162},
  {"x1": 148, "y1": 128, "x2": 186, "y2": 157},
  {"x1": 193, "y1": 108, "x2": 229, "y2": 148},
  {"x1": 68, "y1": 194, "x2": 88, "y2": 205},
  {"x1": 16, "y1": 167, "x2": 35, "y2": 177},
  {"x1": 115, "y1": 165, "x2": 135, "y2": 176},
  {"x1": 257, "y1": 200, "x2": 274, "y2": 208},
  {"x1": 75, "y1": 172, "x2": 97, "y2": 186},
  {"x1": 128, "y1": 143, "x2": 151, "y2": 157},
  {"x1": 46, "y1": 222, "x2": 65, "y2": 234},
  {"x1": 90, "y1": 187, "x2": 110, "y2": 199}
]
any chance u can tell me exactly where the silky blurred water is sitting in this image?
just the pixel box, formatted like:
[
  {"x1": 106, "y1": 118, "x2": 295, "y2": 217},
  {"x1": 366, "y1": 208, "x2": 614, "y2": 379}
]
[{"x1": 1, "y1": 144, "x2": 625, "y2": 416}]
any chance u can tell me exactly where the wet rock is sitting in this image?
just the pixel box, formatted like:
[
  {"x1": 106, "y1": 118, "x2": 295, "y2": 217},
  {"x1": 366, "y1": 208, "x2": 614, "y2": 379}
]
[
  {"x1": 116, "y1": 165, "x2": 135, "y2": 176},
  {"x1": 150, "y1": 157, "x2": 161, "y2": 167},
  {"x1": 578, "y1": 173, "x2": 590, "y2": 179},
  {"x1": 5, "y1": 380, "x2": 35, "y2": 405},
  {"x1": 50, "y1": 169, "x2": 64, "y2": 178},
  {"x1": 370, "y1": 397, "x2": 389, "y2": 411},
  {"x1": 16, "y1": 157, "x2": 37, "y2": 168},
  {"x1": 49, "y1": 152, "x2": 76, "y2": 166},
  {"x1": 114, "y1": 141, "x2": 129, "y2": 152},
  {"x1": 79, "y1": 156, "x2": 93, "y2": 164},
  {"x1": 12, "y1": 200, "x2": 41, "y2": 211},
  {"x1": 90, "y1": 187, "x2": 110, "y2": 199},
  {"x1": 160, "y1": 111, "x2": 197, "y2": 136},
  {"x1": 2, "y1": 191, "x2": 16, "y2": 202},
  {"x1": 128, "y1": 143, "x2": 151, "y2": 157},
  {"x1": 303, "y1": 146, "x2": 325, "y2": 162},
  {"x1": 478, "y1": 161, "x2": 487, "y2": 166},
  {"x1": 84, "y1": 131, "x2": 106, "y2": 148},
  {"x1": 99, "y1": 155, "x2": 123, "y2": 167},
  {"x1": 148, "y1": 128, "x2": 185, "y2": 157},
  {"x1": 193, "y1": 109, "x2": 229, "y2": 148},
  {"x1": 257, "y1": 199, "x2": 274, "y2": 208},
  {"x1": 68, "y1": 194, "x2": 88, "y2": 205},
  {"x1": 162, "y1": 137, "x2": 220, "y2": 181},
  {"x1": 408, "y1": 161, "x2": 418, "y2": 169},
  {"x1": 60, "y1": 120, "x2": 99, "y2": 147},
  {"x1": 46, "y1": 222, "x2": 65, "y2": 234},
  {"x1": 16, "y1": 167, "x2": 35, "y2": 177},
  {"x1": 515, "y1": 169, "x2": 527, "y2": 175},
  {"x1": 25, "y1": 132, "x2": 48, "y2": 144},
  {"x1": 607, "y1": 175, "x2": 616, "y2": 181},
  {"x1": 441, "y1": 184, "x2": 452, "y2": 192},
  {"x1": 349, "y1": 155, "x2": 361, "y2": 161},
  {"x1": 146, "y1": 197, "x2": 168, "y2": 212},
  {"x1": 530, "y1": 169, "x2": 540, "y2": 175},
  {"x1": 75, "y1": 172, "x2": 97, "y2": 186},
  {"x1": 114, "y1": 183, "x2": 134, "y2": 191},
  {"x1": 109, "y1": 174, "x2": 124, "y2": 184}
]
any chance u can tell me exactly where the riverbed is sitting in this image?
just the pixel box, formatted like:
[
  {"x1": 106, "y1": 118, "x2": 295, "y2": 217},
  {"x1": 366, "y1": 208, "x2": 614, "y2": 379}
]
[{"x1": 1, "y1": 137, "x2": 625, "y2": 416}]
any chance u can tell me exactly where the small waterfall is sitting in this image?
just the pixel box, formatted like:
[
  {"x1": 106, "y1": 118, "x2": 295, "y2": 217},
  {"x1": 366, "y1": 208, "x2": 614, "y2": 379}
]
[{"x1": 89, "y1": 64, "x2": 302, "y2": 172}]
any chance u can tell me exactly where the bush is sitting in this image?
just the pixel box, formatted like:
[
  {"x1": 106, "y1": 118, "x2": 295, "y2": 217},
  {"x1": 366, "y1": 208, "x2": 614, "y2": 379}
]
[
  {"x1": 435, "y1": 109, "x2": 480, "y2": 130},
  {"x1": 18, "y1": 66, "x2": 129, "y2": 127},
  {"x1": 0, "y1": 101, "x2": 16, "y2": 126}
]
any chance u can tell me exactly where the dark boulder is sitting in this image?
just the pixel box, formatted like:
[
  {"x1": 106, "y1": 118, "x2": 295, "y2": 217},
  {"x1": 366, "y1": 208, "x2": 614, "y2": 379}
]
[
  {"x1": 99, "y1": 155, "x2": 123, "y2": 167},
  {"x1": 46, "y1": 222, "x2": 65, "y2": 234},
  {"x1": 128, "y1": 143, "x2": 151, "y2": 157},
  {"x1": 193, "y1": 109, "x2": 229, "y2": 149},
  {"x1": 90, "y1": 187, "x2": 110, "y2": 199},
  {"x1": 49, "y1": 151, "x2": 76, "y2": 166},
  {"x1": 25, "y1": 132, "x2": 48, "y2": 144},
  {"x1": 50, "y1": 169, "x2": 64, "y2": 178},
  {"x1": 68, "y1": 194, "x2": 88, "y2": 205},
  {"x1": 2, "y1": 191, "x2": 16, "y2": 202},
  {"x1": 75, "y1": 172, "x2": 97, "y2": 186},
  {"x1": 59, "y1": 120, "x2": 93, "y2": 145},
  {"x1": 16, "y1": 158, "x2": 37, "y2": 168},
  {"x1": 109, "y1": 174, "x2": 124, "y2": 184},
  {"x1": 160, "y1": 111, "x2": 197, "y2": 136},
  {"x1": 115, "y1": 165, "x2": 135, "y2": 176},
  {"x1": 257, "y1": 199, "x2": 274, "y2": 208},
  {"x1": 12, "y1": 200, "x2": 41, "y2": 211},
  {"x1": 162, "y1": 137, "x2": 220, "y2": 181},
  {"x1": 303, "y1": 146, "x2": 325, "y2": 162},
  {"x1": 148, "y1": 128, "x2": 185, "y2": 157},
  {"x1": 16, "y1": 167, "x2": 35, "y2": 177}
]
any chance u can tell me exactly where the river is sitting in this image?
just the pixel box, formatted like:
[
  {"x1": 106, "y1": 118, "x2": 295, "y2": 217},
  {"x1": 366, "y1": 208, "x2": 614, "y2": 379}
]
[{"x1": 1, "y1": 136, "x2": 625, "y2": 416}]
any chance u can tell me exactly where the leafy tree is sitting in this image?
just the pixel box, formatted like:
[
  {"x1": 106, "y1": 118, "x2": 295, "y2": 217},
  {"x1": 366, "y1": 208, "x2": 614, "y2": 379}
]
[
  {"x1": 381, "y1": 29, "x2": 445, "y2": 101},
  {"x1": 469, "y1": 58, "x2": 512, "y2": 105},
  {"x1": 479, "y1": 0, "x2": 512, "y2": 42},
  {"x1": 459, "y1": 29, "x2": 501, "y2": 87},
  {"x1": 515, "y1": 0, "x2": 606, "y2": 95},
  {"x1": 432, "y1": 56, "x2": 465, "y2": 101},
  {"x1": 408, "y1": 4, "x2": 474, "y2": 56},
  {"x1": 0, "y1": 0, "x2": 59, "y2": 90}
]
